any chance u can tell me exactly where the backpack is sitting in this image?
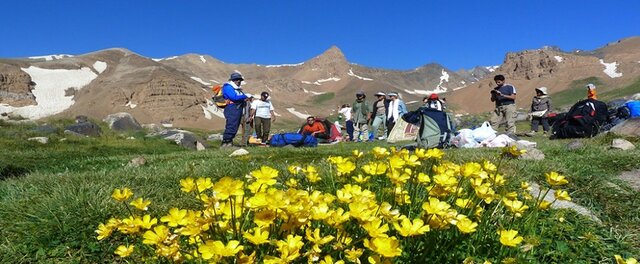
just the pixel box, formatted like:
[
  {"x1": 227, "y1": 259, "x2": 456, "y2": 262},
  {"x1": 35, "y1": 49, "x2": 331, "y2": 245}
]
[
  {"x1": 403, "y1": 107, "x2": 454, "y2": 149},
  {"x1": 269, "y1": 133, "x2": 318, "y2": 147},
  {"x1": 212, "y1": 84, "x2": 228, "y2": 108},
  {"x1": 551, "y1": 99, "x2": 608, "y2": 139}
]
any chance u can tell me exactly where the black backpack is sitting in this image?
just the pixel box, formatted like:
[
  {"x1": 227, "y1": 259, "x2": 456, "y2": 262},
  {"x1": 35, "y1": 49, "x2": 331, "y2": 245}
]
[{"x1": 551, "y1": 99, "x2": 608, "y2": 139}]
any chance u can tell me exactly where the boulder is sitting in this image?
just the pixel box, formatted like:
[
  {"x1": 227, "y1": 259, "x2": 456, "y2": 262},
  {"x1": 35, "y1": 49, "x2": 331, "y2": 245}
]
[
  {"x1": 103, "y1": 112, "x2": 142, "y2": 132},
  {"x1": 610, "y1": 118, "x2": 640, "y2": 137},
  {"x1": 149, "y1": 129, "x2": 208, "y2": 150},
  {"x1": 27, "y1": 137, "x2": 49, "y2": 144},
  {"x1": 31, "y1": 124, "x2": 59, "y2": 135},
  {"x1": 229, "y1": 148, "x2": 249, "y2": 157},
  {"x1": 142, "y1": 123, "x2": 165, "y2": 133},
  {"x1": 127, "y1": 156, "x2": 146, "y2": 167},
  {"x1": 207, "y1": 133, "x2": 224, "y2": 141},
  {"x1": 611, "y1": 138, "x2": 635, "y2": 150},
  {"x1": 64, "y1": 121, "x2": 102, "y2": 137}
]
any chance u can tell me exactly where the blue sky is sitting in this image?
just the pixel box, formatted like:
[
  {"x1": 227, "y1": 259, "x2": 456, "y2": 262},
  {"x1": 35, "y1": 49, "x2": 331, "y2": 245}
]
[{"x1": 1, "y1": 0, "x2": 639, "y2": 70}]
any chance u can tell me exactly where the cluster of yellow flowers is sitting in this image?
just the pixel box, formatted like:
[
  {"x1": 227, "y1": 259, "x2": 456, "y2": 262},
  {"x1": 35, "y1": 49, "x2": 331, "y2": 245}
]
[{"x1": 97, "y1": 146, "x2": 584, "y2": 263}]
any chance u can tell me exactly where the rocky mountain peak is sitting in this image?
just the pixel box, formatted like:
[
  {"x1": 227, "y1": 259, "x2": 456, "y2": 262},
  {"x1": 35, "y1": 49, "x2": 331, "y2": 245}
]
[{"x1": 501, "y1": 49, "x2": 563, "y2": 80}]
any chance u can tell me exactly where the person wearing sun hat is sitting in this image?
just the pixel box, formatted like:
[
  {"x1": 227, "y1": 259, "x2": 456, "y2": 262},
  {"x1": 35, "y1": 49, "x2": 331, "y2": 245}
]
[
  {"x1": 221, "y1": 72, "x2": 248, "y2": 147},
  {"x1": 586, "y1": 83, "x2": 597, "y2": 99},
  {"x1": 386, "y1": 92, "x2": 407, "y2": 134},
  {"x1": 351, "y1": 91, "x2": 372, "y2": 142},
  {"x1": 525, "y1": 87, "x2": 552, "y2": 137},
  {"x1": 371, "y1": 91, "x2": 389, "y2": 140}
]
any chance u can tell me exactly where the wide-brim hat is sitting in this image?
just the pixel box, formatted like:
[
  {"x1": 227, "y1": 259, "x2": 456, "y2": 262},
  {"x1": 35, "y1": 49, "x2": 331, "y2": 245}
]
[
  {"x1": 374, "y1": 92, "x2": 386, "y2": 96},
  {"x1": 387, "y1": 92, "x2": 398, "y2": 97},
  {"x1": 535, "y1": 87, "x2": 548, "y2": 95}
]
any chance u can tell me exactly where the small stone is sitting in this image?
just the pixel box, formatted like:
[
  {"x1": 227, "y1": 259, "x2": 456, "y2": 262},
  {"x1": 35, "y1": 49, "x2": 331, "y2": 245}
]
[
  {"x1": 566, "y1": 140, "x2": 584, "y2": 150},
  {"x1": 611, "y1": 138, "x2": 635, "y2": 150},
  {"x1": 519, "y1": 148, "x2": 545, "y2": 160},
  {"x1": 127, "y1": 156, "x2": 146, "y2": 167},
  {"x1": 27, "y1": 137, "x2": 49, "y2": 144},
  {"x1": 196, "y1": 141, "x2": 206, "y2": 151},
  {"x1": 229, "y1": 148, "x2": 249, "y2": 157},
  {"x1": 207, "y1": 133, "x2": 224, "y2": 141}
]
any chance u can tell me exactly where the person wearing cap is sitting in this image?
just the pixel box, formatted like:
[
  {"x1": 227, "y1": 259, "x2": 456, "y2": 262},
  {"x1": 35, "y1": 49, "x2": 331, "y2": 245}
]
[
  {"x1": 586, "y1": 83, "x2": 597, "y2": 99},
  {"x1": 371, "y1": 92, "x2": 389, "y2": 140},
  {"x1": 351, "y1": 91, "x2": 372, "y2": 142},
  {"x1": 240, "y1": 94, "x2": 255, "y2": 146},
  {"x1": 386, "y1": 92, "x2": 407, "y2": 134},
  {"x1": 423, "y1": 93, "x2": 445, "y2": 111},
  {"x1": 251, "y1": 91, "x2": 276, "y2": 143},
  {"x1": 221, "y1": 72, "x2": 249, "y2": 147},
  {"x1": 489, "y1": 74, "x2": 517, "y2": 133},
  {"x1": 526, "y1": 87, "x2": 552, "y2": 137}
]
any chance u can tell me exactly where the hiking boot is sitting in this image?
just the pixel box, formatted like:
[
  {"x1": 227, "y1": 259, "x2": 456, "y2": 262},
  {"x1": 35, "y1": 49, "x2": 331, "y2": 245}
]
[
  {"x1": 220, "y1": 142, "x2": 233, "y2": 148},
  {"x1": 525, "y1": 131, "x2": 536, "y2": 137}
]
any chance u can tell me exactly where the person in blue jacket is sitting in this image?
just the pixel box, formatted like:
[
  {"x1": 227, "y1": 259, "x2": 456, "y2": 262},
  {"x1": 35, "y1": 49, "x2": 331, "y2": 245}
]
[
  {"x1": 386, "y1": 92, "x2": 407, "y2": 135},
  {"x1": 221, "y1": 72, "x2": 249, "y2": 147}
]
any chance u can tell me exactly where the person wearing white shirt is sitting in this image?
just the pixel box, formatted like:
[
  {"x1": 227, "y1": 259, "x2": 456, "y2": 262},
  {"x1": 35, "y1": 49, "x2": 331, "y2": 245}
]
[
  {"x1": 250, "y1": 92, "x2": 276, "y2": 143},
  {"x1": 338, "y1": 104, "x2": 354, "y2": 141}
]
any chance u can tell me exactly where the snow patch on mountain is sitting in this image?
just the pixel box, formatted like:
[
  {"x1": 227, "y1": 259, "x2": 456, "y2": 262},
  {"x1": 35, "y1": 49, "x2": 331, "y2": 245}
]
[
  {"x1": 93, "y1": 61, "x2": 107, "y2": 74},
  {"x1": 191, "y1": 77, "x2": 211, "y2": 86},
  {"x1": 152, "y1": 56, "x2": 178, "y2": 62},
  {"x1": 348, "y1": 69, "x2": 373, "y2": 81},
  {"x1": 599, "y1": 59, "x2": 623, "y2": 78},
  {"x1": 264, "y1": 62, "x2": 304, "y2": 68},
  {"x1": 303, "y1": 88, "x2": 325, "y2": 95},
  {"x1": 554, "y1": 56, "x2": 564, "y2": 62},
  {"x1": 125, "y1": 101, "x2": 137, "y2": 109},
  {"x1": 0, "y1": 66, "x2": 98, "y2": 119},
  {"x1": 287, "y1": 108, "x2": 310, "y2": 119},
  {"x1": 434, "y1": 70, "x2": 450, "y2": 91},
  {"x1": 28, "y1": 54, "x2": 74, "y2": 61},
  {"x1": 199, "y1": 56, "x2": 206, "y2": 63},
  {"x1": 404, "y1": 89, "x2": 443, "y2": 95},
  {"x1": 301, "y1": 81, "x2": 320, "y2": 86},
  {"x1": 485, "y1": 66, "x2": 499, "y2": 72}
]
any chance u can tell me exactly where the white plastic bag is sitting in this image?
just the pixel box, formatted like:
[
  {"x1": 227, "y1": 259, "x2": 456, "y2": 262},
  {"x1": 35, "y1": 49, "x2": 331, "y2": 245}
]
[
  {"x1": 452, "y1": 129, "x2": 478, "y2": 148},
  {"x1": 471, "y1": 121, "x2": 497, "y2": 142}
]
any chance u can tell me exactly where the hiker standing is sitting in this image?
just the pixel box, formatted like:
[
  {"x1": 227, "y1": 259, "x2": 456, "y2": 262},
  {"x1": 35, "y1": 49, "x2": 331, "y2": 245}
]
[
  {"x1": 251, "y1": 91, "x2": 276, "y2": 144},
  {"x1": 221, "y1": 72, "x2": 248, "y2": 147},
  {"x1": 240, "y1": 94, "x2": 255, "y2": 146},
  {"x1": 371, "y1": 92, "x2": 389, "y2": 140},
  {"x1": 351, "y1": 91, "x2": 372, "y2": 142},
  {"x1": 526, "y1": 87, "x2": 552, "y2": 136},
  {"x1": 338, "y1": 104, "x2": 354, "y2": 141},
  {"x1": 489, "y1": 74, "x2": 517, "y2": 133},
  {"x1": 386, "y1": 92, "x2": 407, "y2": 134}
]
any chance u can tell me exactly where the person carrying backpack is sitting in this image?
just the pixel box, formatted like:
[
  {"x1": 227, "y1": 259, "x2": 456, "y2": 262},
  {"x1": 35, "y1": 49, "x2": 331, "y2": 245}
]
[
  {"x1": 221, "y1": 72, "x2": 248, "y2": 148},
  {"x1": 351, "y1": 91, "x2": 372, "y2": 142},
  {"x1": 525, "y1": 87, "x2": 552, "y2": 136},
  {"x1": 251, "y1": 91, "x2": 276, "y2": 144}
]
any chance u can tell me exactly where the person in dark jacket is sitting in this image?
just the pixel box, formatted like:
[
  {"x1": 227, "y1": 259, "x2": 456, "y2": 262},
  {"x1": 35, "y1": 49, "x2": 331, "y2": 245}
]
[
  {"x1": 526, "y1": 87, "x2": 552, "y2": 136},
  {"x1": 221, "y1": 72, "x2": 248, "y2": 147}
]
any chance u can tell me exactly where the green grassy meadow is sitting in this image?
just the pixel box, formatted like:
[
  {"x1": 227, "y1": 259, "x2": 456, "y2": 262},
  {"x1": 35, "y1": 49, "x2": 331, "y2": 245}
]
[{"x1": 0, "y1": 119, "x2": 639, "y2": 263}]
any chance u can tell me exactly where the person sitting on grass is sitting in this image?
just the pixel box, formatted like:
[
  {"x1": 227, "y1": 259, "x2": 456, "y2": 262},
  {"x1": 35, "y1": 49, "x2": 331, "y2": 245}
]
[{"x1": 301, "y1": 116, "x2": 329, "y2": 139}]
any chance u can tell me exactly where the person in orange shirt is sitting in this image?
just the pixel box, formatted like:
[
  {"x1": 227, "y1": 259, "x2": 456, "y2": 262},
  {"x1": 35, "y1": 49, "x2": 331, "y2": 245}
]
[
  {"x1": 586, "y1": 83, "x2": 597, "y2": 99},
  {"x1": 301, "y1": 116, "x2": 329, "y2": 139}
]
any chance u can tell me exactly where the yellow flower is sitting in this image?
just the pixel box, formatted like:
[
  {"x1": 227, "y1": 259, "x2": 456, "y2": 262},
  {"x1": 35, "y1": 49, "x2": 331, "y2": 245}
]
[
  {"x1": 388, "y1": 156, "x2": 406, "y2": 170},
  {"x1": 213, "y1": 177, "x2": 244, "y2": 200},
  {"x1": 311, "y1": 203, "x2": 332, "y2": 220},
  {"x1": 482, "y1": 160, "x2": 497, "y2": 173},
  {"x1": 498, "y1": 230, "x2": 524, "y2": 247},
  {"x1": 455, "y1": 198, "x2": 473, "y2": 209},
  {"x1": 393, "y1": 218, "x2": 430, "y2": 237},
  {"x1": 417, "y1": 172, "x2": 431, "y2": 184},
  {"x1": 352, "y1": 174, "x2": 371, "y2": 183},
  {"x1": 345, "y1": 247, "x2": 364, "y2": 263},
  {"x1": 238, "y1": 251, "x2": 256, "y2": 264},
  {"x1": 135, "y1": 214, "x2": 158, "y2": 229},
  {"x1": 501, "y1": 145, "x2": 526, "y2": 158},
  {"x1": 143, "y1": 225, "x2": 169, "y2": 245},
  {"x1": 111, "y1": 188, "x2": 133, "y2": 202},
  {"x1": 502, "y1": 198, "x2": 529, "y2": 217},
  {"x1": 362, "y1": 162, "x2": 388, "y2": 175},
  {"x1": 251, "y1": 165, "x2": 279, "y2": 186},
  {"x1": 276, "y1": 234, "x2": 304, "y2": 255},
  {"x1": 520, "y1": 181, "x2": 531, "y2": 191},
  {"x1": 130, "y1": 198, "x2": 151, "y2": 211},
  {"x1": 364, "y1": 237, "x2": 402, "y2": 258},
  {"x1": 285, "y1": 178, "x2": 298, "y2": 188},
  {"x1": 362, "y1": 219, "x2": 390, "y2": 238},
  {"x1": 288, "y1": 165, "x2": 302, "y2": 174},
  {"x1": 95, "y1": 223, "x2": 114, "y2": 240},
  {"x1": 554, "y1": 190, "x2": 571, "y2": 201},
  {"x1": 336, "y1": 160, "x2": 357, "y2": 176},
  {"x1": 433, "y1": 173, "x2": 458, "y2": 187},
  {"x1": 196, "y1": 177, "x2": 214, "y2": 193},
  {"x1": 615, "y1": 255, "x2": 638, "y2": 264},
  {"x1": 254, "y1": 209, "x2": 277, "y2": 227},
  {"x1": 243, "y1": 227, "x2": 269, "y2": 245},
  {"x1": 352, "y1": 149, "x2": 364, "y2": 158},
  {"x1": 402, "y1": 154, "x2": 421, "y2": 166},
  {"x1": 455, "y1": 215, "x2": 478, "y2": 234},
  {"x1": 502, "y1": 257, "x2": 517, "y2": 264},
  {"x1": 320, "y1": 255, "x2": 345, "y2": 264},
  {"x1": 372, "y1": 147, "x2": 390, "y2": 158},
  {"x1": 306, "y1": 228, "x2": 334, "y2": 245},
  {"x1": 199, "y1": 240, "x2": 244, "y2": 259},
  {"x1": 180, "y1": 177, "x2": 196, "y2": 193},
  {"x1": 304, "y1": 165, "x2": 321, "y2": 183},
  {"x1": 379, "y1": 202, "x2": 401, "y2": 221},
  {"x1": 387, "y1": 169, "x2": 410, "y2": 185},
  {"x1": 161, "y1": 208, "x2": 189, "y2": 227},
  {"x1": 422, "y1": 197, "x2": 451, "y2": 216},
  {"x1": 538, "y1": 200, "x2": 552, "y2": 210},
  {"x1": 118, "y1": 216, "x2": 141, "y2": 234},
  {"x1": 546, "y1": 172, "x2": 569, "y2": 186},
  {"x1": 114, "y1": 244, "x2": 134, "y2": 257},
  {"x1": 460, "y1": 162, "x2": 483, "y2": 178}
]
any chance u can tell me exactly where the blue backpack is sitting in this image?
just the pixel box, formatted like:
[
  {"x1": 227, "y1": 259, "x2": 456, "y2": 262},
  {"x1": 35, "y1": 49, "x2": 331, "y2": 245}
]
[{"x1": 269, "y1": 133, "x2": 318, "y2": 147}]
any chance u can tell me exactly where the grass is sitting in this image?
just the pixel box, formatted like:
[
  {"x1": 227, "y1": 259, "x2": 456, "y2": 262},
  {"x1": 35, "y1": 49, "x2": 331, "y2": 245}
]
[
  {"x1": 552, "y1": 77, "x2": 603, "y2": 109},
  {"x1": 599, "y1": 78, "x2": 640, "y2": 102},
  {"x1": 0, "y1": 120, "x2": 639, "y2": 263},
  {"x1": 309, "y1": 92, "x2": 336, "y2": 104}
]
